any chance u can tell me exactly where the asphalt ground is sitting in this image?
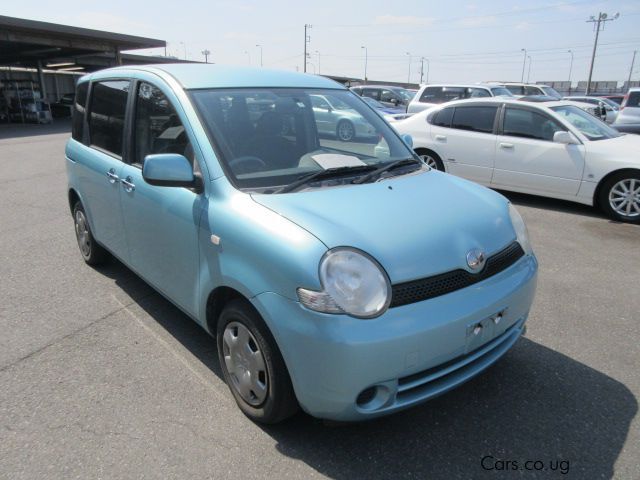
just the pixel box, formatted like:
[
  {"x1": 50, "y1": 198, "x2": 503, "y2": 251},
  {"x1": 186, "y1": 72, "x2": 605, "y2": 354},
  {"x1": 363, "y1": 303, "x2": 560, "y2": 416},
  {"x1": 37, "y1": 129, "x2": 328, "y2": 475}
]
[{"x1": 0, "y1": 121, "x2": 638, "y2": 479}]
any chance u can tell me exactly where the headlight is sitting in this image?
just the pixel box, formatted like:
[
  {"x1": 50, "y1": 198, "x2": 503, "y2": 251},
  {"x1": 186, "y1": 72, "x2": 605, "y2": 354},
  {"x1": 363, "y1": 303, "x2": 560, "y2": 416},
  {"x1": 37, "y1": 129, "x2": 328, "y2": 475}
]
[
  {"x1": 508, "y1": 204, "x2": 533, "y2": 254},
  {"x1": 297, "y1": 248, "x2": 391, "y2": 318}
]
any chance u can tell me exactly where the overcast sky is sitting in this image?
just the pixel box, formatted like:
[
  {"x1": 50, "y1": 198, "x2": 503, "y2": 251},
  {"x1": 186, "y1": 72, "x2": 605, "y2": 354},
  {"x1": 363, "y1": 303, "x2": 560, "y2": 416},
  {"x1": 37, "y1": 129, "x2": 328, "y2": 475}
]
[{"x1": 5, "y1": 0, "x2": 640, "y2": 84}]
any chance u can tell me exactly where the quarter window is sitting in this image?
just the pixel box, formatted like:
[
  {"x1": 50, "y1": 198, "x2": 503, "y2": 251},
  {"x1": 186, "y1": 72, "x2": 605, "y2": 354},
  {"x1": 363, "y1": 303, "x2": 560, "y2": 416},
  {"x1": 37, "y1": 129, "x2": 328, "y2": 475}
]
[
  {"x1": 524, "y1": 86, "x2": 542, "y2": 96},
  {"x1": 432, "y1": 107, "x2": 454, "y2": 127},
  {"x1": 503, "y1": 107, "x2": 565, "y2": 141},
  {"x1": 71, "y1": 82, "x2": 88, "y2": 142},
  {"x1": 88, "y1": 80, "x2": 130, "y2": 157},
  {"x1": 467, "y1": 88, "x2": 491, "y2": 98},
  {"x1": 451, "y1": 106, "x2": 497, "y2": 133},
  {"x1": 134, "y1": 82, "x2": 192, "y2": 166}
]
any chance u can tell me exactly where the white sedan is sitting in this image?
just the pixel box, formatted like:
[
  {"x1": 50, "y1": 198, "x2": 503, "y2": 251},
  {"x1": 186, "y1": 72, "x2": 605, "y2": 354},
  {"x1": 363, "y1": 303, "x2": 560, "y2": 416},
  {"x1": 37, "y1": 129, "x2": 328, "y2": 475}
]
[{"x1": 394, "y1": 98, "x2": 640, "y2": 223}]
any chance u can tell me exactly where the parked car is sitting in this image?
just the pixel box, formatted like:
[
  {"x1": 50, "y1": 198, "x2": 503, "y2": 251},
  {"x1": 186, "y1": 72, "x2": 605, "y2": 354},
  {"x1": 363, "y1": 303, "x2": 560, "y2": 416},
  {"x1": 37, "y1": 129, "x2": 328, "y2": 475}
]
[
  {"x1": 407, "y1": 84, "x2": 513, "y2": 113},
  {"x1": 615, "y1": 88, "x2": 640, "y2": 125},
  {"x1": 497, "y1": 83, "x2": 563, "y2": 99},
  {"x1": 66, "y1": 65, "x2": 538, "y2": 423},
  {"x1": 394, "y1": 97, "x2": 640, "y2": 223},
  {"x1": 360, "y1": 96, "x2": 410, "y2": 122},
  {"x1": 592, "y1": 94, "x2": 625, "y2": 105},
  {"x1": 562, "y1": 96, "x2": 618, "y2": 123},
  {"x1": 350, "y1": 85, "x2": 415, "y2": 109},
  {"x1": 519, "y1": 95, "x2": 606, "y2": 120},
  {"x1": 310, "y1": 93, "x2": 376, "y2": 141}
]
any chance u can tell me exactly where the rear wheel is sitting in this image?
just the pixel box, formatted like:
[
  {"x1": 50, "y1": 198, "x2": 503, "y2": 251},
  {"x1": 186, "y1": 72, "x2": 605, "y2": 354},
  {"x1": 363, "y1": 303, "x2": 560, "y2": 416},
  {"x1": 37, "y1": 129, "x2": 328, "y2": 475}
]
[
  {"x1": 598, "y1": 172, "x2": 640, "y2": 223},
  {"x1": 73, "y1": 201, "x2": 108, "y2": 265},
  {"x1": 416, "y1": 149, "x2": 444, "y2": 171},
  {"x1": 217, "y1": 299, "x2": 298, "y2": 423}
]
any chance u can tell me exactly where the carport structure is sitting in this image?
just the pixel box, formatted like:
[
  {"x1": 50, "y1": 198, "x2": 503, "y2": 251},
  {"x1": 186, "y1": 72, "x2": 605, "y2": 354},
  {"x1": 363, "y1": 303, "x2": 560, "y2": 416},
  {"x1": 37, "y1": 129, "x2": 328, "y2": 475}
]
[{"x1": 0, "y1": 15, "x2": 168, "y2": 105}]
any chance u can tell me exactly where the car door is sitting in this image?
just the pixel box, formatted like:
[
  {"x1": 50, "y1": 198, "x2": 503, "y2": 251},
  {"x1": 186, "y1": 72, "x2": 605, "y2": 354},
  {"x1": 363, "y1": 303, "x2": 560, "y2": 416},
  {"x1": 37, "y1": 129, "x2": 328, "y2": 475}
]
[
  {"x1": 118, "y1": 79, "x2": 205, "y2": 317},
  {"x1": 492, "y1": 105, "x2": 585, "y2": 196},
  {"x1": 80, "y1": 79, "x2": 131, "y2": 260},
  {"x1": 435, "y1": 104, "x2": 499, "y2": 185}
]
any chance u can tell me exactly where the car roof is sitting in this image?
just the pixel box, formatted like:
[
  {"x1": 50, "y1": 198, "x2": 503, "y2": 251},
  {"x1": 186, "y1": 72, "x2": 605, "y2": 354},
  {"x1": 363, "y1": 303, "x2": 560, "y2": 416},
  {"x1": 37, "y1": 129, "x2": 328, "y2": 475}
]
[
  {"x1": 83, "y1": 63, "x2": 345, "y2": 90},
  {"x1": 354, "y1": 85, "x2": 407, "y2": 90},
  {"x1": 497, "y1": 82, "x2": 551, "y2": 87},
  {"x1": 433, "y1": 97, "x2": 581, "y2": 110},
  {"x1": 420, "y1": 83, "x2": 497, "y2": 89}
]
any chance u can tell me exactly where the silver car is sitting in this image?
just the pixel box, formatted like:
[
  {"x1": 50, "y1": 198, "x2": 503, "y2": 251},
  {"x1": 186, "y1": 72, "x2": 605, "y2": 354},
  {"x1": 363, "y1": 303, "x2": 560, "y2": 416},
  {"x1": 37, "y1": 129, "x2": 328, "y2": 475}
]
[{"x1": 310, "y1": 94, "x2": 376, "y2": 141}]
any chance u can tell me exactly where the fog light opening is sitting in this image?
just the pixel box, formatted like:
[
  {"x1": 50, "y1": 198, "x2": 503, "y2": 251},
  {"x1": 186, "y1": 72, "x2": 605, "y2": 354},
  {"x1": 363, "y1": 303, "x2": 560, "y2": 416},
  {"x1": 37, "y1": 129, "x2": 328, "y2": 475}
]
[{"x1": 356, "y1": 385, "x2": 393, "y2": 411}]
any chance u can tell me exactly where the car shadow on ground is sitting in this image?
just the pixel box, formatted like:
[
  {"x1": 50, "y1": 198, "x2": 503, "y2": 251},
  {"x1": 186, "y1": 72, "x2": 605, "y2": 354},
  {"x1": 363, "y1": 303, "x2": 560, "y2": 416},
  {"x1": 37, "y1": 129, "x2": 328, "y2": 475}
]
[{"x1": 96, "y1": 257, "x2": 637, "y2": 479}]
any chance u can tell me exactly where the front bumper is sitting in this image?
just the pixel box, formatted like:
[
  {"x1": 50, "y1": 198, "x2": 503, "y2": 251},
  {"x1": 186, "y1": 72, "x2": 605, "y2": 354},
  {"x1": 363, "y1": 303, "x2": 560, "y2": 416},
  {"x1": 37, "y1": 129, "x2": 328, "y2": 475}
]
[{"x1": 251, "y1": 254, "x2": 538, "y2": 421}]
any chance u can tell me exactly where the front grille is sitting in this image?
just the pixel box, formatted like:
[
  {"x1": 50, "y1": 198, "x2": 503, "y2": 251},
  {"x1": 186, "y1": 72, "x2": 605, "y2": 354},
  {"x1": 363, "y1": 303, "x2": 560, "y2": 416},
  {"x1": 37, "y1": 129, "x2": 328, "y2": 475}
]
[{"x1": 390, "y1": 242, "x2": 525, "y2": 308}]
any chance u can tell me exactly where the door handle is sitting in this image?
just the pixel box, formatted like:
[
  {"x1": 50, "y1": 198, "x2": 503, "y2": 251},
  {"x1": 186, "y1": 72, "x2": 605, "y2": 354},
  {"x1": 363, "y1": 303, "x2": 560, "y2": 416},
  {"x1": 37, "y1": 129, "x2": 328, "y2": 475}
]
[
  {"x1": 499, "y1": 143, "x2": 514, "y2": 149},
  {"x1": 121, "y1": 176, "x2": 135, "y2": 192},
  {"x1": 106, "y1": 169, "x2": 119, "y2": 183},
  {"x1": 435, "y1": 135, "x2": 447, "y2": 142}
]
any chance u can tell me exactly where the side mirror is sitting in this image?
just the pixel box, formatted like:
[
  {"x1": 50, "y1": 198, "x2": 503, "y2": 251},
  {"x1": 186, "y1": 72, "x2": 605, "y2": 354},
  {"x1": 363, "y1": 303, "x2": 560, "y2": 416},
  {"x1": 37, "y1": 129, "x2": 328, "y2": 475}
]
[
  {"x1": 553, "y1": 131, "x2": 579, "y2": 145},
  {"x1": 401, "y1": 134, "x2": 413, "y2": 148},
  {"x1": 142, "y1": 153, "x2": 202, "y2": 191}
]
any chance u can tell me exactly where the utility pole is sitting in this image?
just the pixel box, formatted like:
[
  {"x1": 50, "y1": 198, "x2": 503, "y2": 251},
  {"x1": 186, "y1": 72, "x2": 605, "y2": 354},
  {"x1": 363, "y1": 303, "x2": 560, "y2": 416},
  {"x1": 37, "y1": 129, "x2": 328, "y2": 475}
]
[
  {"x1": 586, "y1": 12, "x2": 620, "y2": 94},
  {"x1": 406, "y1": 52, "x2": 411, "y2": 84},
  {"x1": 568, "y1": 50, "x2": 574, "y2": 91},
  {"x1": 201, "y1": 49, "x2": 211, "y2": 63},
  {"x1": 520, "y1": 48, "x2": 526, "y2": 82},
  {"x1": 527, "y1": 55, "x2": 532, "y2": 83},
  {"x1": 420, "y1": 57, "x2": 424, "y2": 84},
  {"x1": 256, "y1": 44, "x2": 263, "y2": 67},
  {"x1": 303, "y1": 24, "x2": 312, "y2": 73},
  {"x1": 361, "y1": 46, "x2": 368, "y2": 83},
  {"x1": 628, "y1": 50, "x2": 637, "y2": 89}
]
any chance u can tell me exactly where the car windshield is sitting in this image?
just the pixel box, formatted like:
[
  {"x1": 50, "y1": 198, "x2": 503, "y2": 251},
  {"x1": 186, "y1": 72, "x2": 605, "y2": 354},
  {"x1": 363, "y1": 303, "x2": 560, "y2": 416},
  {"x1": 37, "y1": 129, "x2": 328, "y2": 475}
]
[
  {"x1": 551, "y1": 105, "x2": 621, "y2": 141},
  {"x1": 490, "y1": 87, "x2": 513, "y2": 97},
  {"x1": 190, "y1": 88, "x2": 417, "y2": 192},
  {"x1": 541, "y1": 86, "x2": 562, "y2": 99},
  {"x1": 395, "y1": 88, "x2": 415, "y2": 101}
]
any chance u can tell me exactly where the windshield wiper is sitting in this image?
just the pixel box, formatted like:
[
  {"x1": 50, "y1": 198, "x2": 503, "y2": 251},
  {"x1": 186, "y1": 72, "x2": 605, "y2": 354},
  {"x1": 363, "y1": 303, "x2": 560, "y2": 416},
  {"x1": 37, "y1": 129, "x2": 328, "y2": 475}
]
[
  {"x1": 277, "y1": 164, "x2": 377, "y2": 193},
  {"x1": 351, "y1": 158, "x2": 422, "y2": 185}
]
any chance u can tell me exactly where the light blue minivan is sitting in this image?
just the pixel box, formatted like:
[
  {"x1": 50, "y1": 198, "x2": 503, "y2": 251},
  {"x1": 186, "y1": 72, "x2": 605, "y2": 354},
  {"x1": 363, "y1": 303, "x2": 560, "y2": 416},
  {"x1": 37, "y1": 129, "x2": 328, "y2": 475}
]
[{"x1": 66, "y1": 64, "x2": 538, "y2": 423}]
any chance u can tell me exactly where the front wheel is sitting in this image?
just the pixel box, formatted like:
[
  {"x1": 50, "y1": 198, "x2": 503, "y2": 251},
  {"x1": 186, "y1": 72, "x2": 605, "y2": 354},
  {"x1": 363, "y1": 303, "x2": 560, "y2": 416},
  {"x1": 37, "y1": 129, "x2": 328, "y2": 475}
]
[
  {"x1": 416, "y1": 149, "x2": 445, "y2": 171},
  {"x1": 217, "y1": 300, "x2": 298, "y2": 423},
  {"x1": 598, "y1": 172, "x2": 640, "y2": 223},
  {"x1": 336, "y1": 120, "x2": 355, "y2": 142}
]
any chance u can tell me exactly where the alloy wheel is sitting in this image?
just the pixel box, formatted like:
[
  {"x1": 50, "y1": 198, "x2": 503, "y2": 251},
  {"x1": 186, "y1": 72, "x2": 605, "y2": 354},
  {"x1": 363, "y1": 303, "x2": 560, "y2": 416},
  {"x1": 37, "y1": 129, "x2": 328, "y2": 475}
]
[
  {"x1": 74, "y1": 210, "x2": 91, "y2": 257},
  {"x1": 608, "y1": 178, "x2": 640, "y2": 218}
]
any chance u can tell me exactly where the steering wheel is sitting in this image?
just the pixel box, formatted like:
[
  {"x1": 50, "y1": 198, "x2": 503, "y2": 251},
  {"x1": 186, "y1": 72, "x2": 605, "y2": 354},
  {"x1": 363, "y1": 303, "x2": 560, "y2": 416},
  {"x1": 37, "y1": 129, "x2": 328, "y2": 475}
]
[{"x1": 229, "y1": 156, "x2": 267, "y2": 175}]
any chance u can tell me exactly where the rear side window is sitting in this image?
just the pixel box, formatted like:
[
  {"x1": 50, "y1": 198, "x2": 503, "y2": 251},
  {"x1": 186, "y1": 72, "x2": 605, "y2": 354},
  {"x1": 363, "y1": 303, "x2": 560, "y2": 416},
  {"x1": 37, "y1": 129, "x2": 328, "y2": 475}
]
[
  {"x1": 88, "y1": 80, "x2": 130, "y2": 157},
  {"x1": 361, "y1": 88, "x2": 380, "y2": 100},
  {"x1": 432, "y1": 107, "x2": 454, "y2": 127},
  {"x1": 451, "y1": 106, "x2": 497, "y2": 133},
  {"x1": 503, "y1": 107, "x2": 565, "y2": 141},
  {"x1": 524, "y1": 86, "x2": 542, "y2": 96},
  {"x1": 71, "y1": 82, "x2": 88, "y2": 142},
  {"x1": 467, "y1": 88, "x2": 491, "y2": 98},
  {"x1": 626, "y1": 92, "x2": 640, "y2": 107}
]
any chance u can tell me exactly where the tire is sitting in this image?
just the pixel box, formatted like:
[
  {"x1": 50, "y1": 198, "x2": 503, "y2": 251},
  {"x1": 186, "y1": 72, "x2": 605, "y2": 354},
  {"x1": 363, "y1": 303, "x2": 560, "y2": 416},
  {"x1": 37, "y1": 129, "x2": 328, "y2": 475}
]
[
  {"x1": 72, "y1": 201, "x2": 108, "y2": 265},
  {"x1": 217, "y1": 299, "x2": 298, "y2": 423},
  {"x1": 598, "y1": 171, "x2": 640, "y2": 223},
  {"x1": 336, "y1": 120, "x2": 355, "y2": 142},
  {"x1": 416, "y1": 149, "x2": 445, "y2": 171}
]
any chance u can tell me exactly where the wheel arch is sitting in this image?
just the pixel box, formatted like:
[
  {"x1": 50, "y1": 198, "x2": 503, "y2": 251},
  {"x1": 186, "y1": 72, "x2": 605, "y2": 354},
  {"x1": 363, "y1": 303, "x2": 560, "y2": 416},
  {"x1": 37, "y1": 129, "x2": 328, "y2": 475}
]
[
  {"x1": 593, "y1": 168, "x2": 640, "y2": 207},
  {"x1": 205, "y1": 285, "x2": 254, "y2": 337},
  {"x1": 414, "y1": 147, "x2": 445, "y2": 172},
  {"x1": 68, "y1": 188, "x2": 81, "y2": 214}
]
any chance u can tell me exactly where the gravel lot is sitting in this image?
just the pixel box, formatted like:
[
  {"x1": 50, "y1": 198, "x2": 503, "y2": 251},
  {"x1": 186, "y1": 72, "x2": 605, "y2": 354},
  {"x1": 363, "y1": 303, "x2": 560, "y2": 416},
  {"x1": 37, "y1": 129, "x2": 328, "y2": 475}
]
[{"x1": 1, "y1": 121, "x2": 638, "y2": 479}]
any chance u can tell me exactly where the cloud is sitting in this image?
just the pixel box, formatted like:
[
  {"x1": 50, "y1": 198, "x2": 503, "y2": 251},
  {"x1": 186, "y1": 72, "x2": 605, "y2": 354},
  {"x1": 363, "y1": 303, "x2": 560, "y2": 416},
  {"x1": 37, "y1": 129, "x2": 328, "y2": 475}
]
[{"x1": 373, "y1": 15, "x2": 435, "y2": 26}]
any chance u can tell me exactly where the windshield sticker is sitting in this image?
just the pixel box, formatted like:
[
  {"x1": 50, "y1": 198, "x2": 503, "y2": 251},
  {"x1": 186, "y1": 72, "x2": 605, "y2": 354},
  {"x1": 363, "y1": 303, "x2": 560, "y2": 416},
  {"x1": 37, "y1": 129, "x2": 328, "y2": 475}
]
[{"x1": 311, "y1": 153, "x2": 366, "y2": 169}]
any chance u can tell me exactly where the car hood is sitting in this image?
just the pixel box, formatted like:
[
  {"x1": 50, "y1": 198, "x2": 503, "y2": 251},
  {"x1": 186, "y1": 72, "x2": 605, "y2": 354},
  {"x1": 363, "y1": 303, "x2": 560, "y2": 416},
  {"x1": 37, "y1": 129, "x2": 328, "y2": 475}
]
[{"x1": 251, "y1": 170, "x2": 516, "y2": 284}]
